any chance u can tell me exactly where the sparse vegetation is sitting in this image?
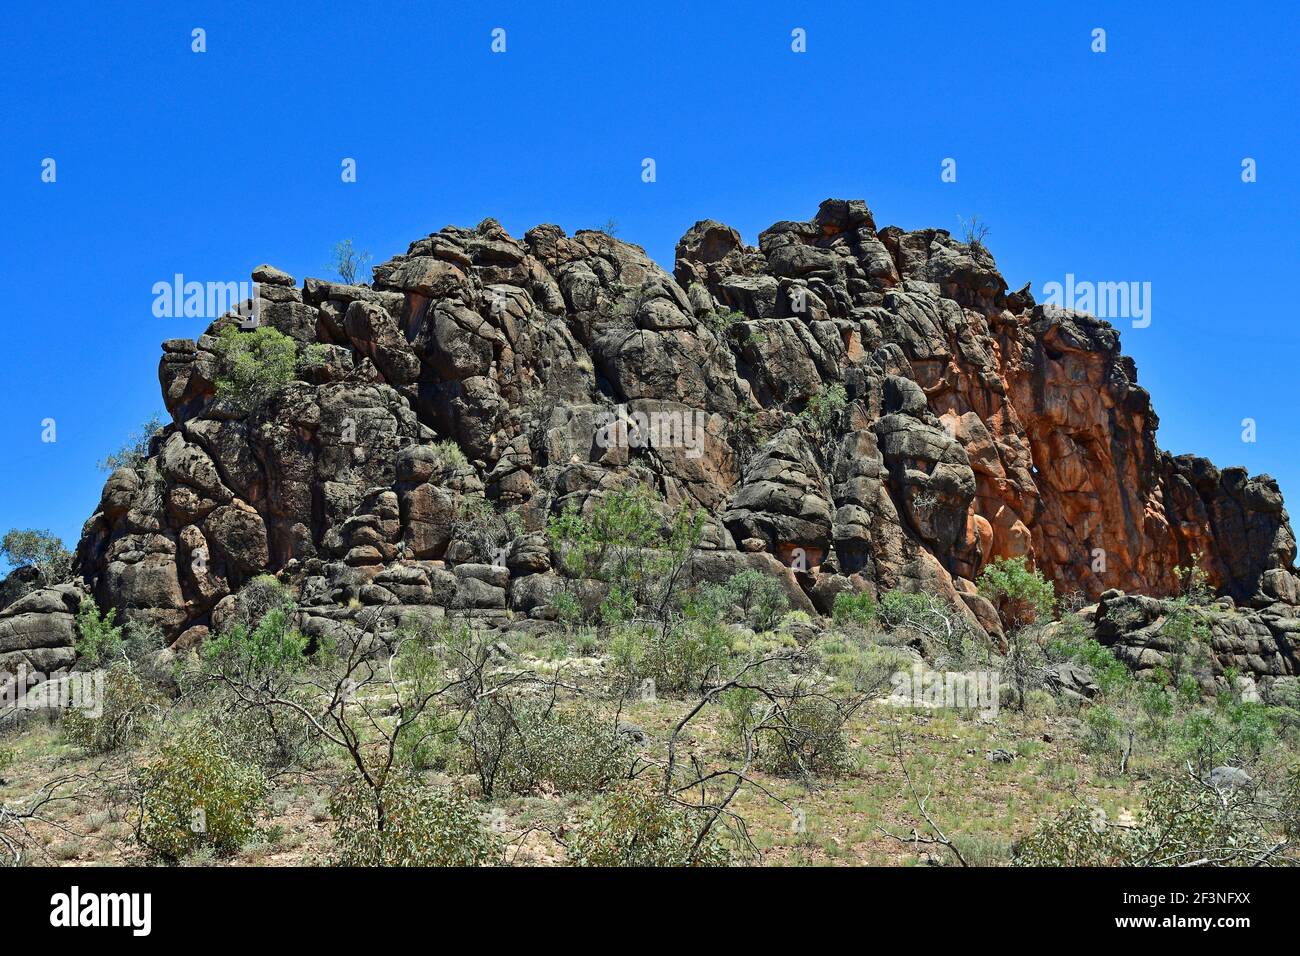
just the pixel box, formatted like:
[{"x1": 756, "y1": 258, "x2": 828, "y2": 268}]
[
  {"x1": 211, "y1": 325, "x2": 299, "y2": 411},
  {"x1": 566, "y1": 788, "x2": 736, "y2": 867},
  {"x1": 98, "y1": 413, "x2": 165, "y2": 473},
  {"x1": 0, "y1": 528, "x2": 73, "y2": 585},
  {"x1": 958, "y1": 214, "x2": 990, "y2": 251},
  {"x1": 329, "y1": 239, "x2": 372, "y2": 285},
  {"x1": 800, "y1": 382, "x2": 847, "y2": 433}
]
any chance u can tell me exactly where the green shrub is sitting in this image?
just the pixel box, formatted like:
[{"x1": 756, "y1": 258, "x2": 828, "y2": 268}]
[
  {"x1": 756, "y1": 695, "x2": 851, "y2": 777},
  {"x1": 135, "y1": 724, "x2": 269, "y2": 861},
  {"x1": 395, "y1": 712, "x2": 460, "y2": 773},
  {"x1": 211, "y1": 325, "x2": 299, "y2": 411},
  {"x1": 609, "y1": 621, "x2": 730, "y2": 695},
  {"x1": 544, "y1": 484, "x2": 704, "y2": 624},
  {"x1": 62, "y1": 663, "x2": 160, "y2": 754},
  {"x1": 430, "y1": 439, "x2": 469, "y2": 472},
  {"x1": 1017, "y1": 775, "x2": 1280, "y2": 867},
  {"x1": 464, "y1": 698, "x2": 632, "y2": 797},
  {"x1": 329, "y1": 773, "x2": 500, "y2": 866},
  {"x1": 977, "y1": 556, "x2": 1055, "y2": 629},
  {"x1": 74, "y1": 598, "x2": 124, "y2": 666},
  {"x1": 833, "y1": 591, "x2": 878, "y2": 628},
  {"x1": 202, "y1": 605, "x2": 309, "y2": 679},
  {"x1": 702, "y1": 309, "x2": 746, "y2": 337},
  {"x1": 213, "y1": 697, "x2": 323, "y2": 772},
  {"x1": 1046, "y1": 617, "x2": 1131, "y2": 697},
  {"x1": 800, "y1": 383, "x2": 847, "y2": 432},
  {"x1": 813, "y1": 637, "x2": 911, "y2": 697},
  {"x1": 1170, "y1": 699, "x2": 1278, "y2": 774},
  {"x1": 698, "y1": 569, "x2": 789, "y2": 631},
  {"x1": 98, "y1": 413, "x2": 165, "y2": 473},
  {"x1": 567, "y1": 789, "x2": 735, "y2": 867},
  {"x1": 1082, "y1": 703, "x2": 1127, "y2": 773}
]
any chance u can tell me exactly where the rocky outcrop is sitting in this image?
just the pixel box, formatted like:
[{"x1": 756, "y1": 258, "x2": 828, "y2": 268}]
[
  {"x1": 0, "y1": 584, "x2": 82, "y2": 695},
  {"x1": 32, "y1": 198, "x2": 1296, "y2": 680}
]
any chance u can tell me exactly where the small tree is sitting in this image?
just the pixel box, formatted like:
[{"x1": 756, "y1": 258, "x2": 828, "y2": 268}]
[
  {"x1": 329, "y1": 239, "x2": 372, "y2": 285},
  {"x1": 211, "y1": 325, "x2": 299, "y2": 411},
  {"x1": 567, "y1": 789, "x2": 735, "y2": 867},
  {"x1": 0, "y1": 529, "x2": 73, "y2": 585},
  {"x1": 74, "y1": 598, "x2": 124, "y2": 666},
  {"x1": 978, "y1": 557, "x2": 1055, "y2": 710},
  {"x1": 958, "y1": 215, "x2": 990, "y2": 251},
  {"x1": 1173, "y1": 552, "x2": 1213, "y2": 605},
  {"x1": 545, "y1": 483, "x2": 705, "y2": 630},
  {"x1": 98, "y1": 413, "x2": 165, "y2": 472},
  {"x1": 330, "y1": 773, "x2": 500, "y2": 867},
  {"x1": 800, "y1": 383, "x2": 847, "y2": 434}
]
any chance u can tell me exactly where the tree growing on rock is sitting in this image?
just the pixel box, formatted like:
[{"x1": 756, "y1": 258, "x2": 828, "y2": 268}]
[
  {"x1": 329, "y1": 239, "x2": 372, "y2": 285},
  {"x1": 211, "y1": 325, "x2": 299, "y2": 411},
  {"x1": 97, "y1": 413, "x2": 165, "y2": 473},
  {"x1": 0, "y1": 528, "x2": 73, "y2": 586}
]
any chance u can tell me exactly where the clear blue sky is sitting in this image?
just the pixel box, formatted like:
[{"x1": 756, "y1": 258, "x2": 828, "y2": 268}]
[{"x1": 1, "y1": 0, "x2": 1297, "y2": 573}]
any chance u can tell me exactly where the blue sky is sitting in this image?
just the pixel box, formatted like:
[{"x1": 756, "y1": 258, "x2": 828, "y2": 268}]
[{"x1": 1, "y1": 0, "x2": 1297, "y2": 572}]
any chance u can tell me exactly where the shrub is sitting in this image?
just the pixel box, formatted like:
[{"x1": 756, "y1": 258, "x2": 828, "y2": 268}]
[
  {"x1": 1017, "y1": 774, "x2": 1283, "y2": 867},
  {"x1": 62, "y1": 663, "x2": 160, "y2": 754},
  {"x1": 833, "y1": 591, "x2": 878, "y2": 628},
  {"x1": 977, "y1": 556, "x2": 1055, "y2": 630},
  {"x1": 202, "y1": 604, "x2": 309, "y2": 679},
  {"x1": 464, "y1": 698, "x2": 632, "y2": 798},
  {"x1": 1046, "y1": 616, "x2": 1131, "y2": 697},
  {"x1": 213, "y1": 697, "x2": 323, "y2": 772},
  {"x1": 702, "y1": 309, "x2": 745, "y2": 337},
  {"x1": 800, "y1": 383, "x2": 847, "y2": 432},
  {"x1": 813, "y1": 637, "x2": 911, "y2": 697},
  {"x1": 1173, "y1": 552, "x2": 1212, "y2": 605},
  {"x1": 1082, "y1": 704, "x2": 1128, "y2": 774},
  {"x1": 0, "y1": 529, "x2": 72, "y2": 585},
  {"x1": 875, "y1": 590, "x2": 973, "y2": 660},
  {"x1": 394, "y1": 712, "x2": 460, "y2": 773},
  {"x1": 329, "y1": 773, "x2": 499, "y2": 866},
  {"x1": 755, "y1": 694, "x2": 851, "y2": 777},
  {"x1": 211, "y1": 325, "x2": 299, "y2": 411},
  {"x1": 98, "y1": 413, "x2": 165, "y2": 473},
  {"x1": 135, "y1": 724, "x2": 269, "y2": 861},
  {"x1": 699, "y1": 569, "x2": 789, "y2": 631},
  {"x1": 545, "y1": 483, "x2": 704, "y2": 625},
  {"x1": 957, "y1": 214, "x2": 990, "y2": 250},
  {"x1": 566, "y1": 789, "x2": 735, "y2": 867},
  {"x1": 200, "y1": 601, "x2": 322, "y2": 770},
  {"x1": 74, "y1": 598, "x2": 124, "y2": 666},
  {"x1": 1170, "y1": 699, "x2": 1279, "y2": 775},
  {"x1": 1159, "y1": 598, "x2": 1213, "y2": 684},
  {"x1": 609, "y1": 621, "x2": 730, "y2": 695}
]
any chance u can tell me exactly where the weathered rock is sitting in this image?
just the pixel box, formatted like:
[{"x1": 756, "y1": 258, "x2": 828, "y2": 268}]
[{"x1": 36, "y1": 199, "x2": 1292, "y2": 685}]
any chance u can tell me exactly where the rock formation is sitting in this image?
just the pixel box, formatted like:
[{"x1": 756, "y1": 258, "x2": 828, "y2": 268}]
[{"x1": 4, "y1": 198, "x2": 1297, "y2": 683}]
